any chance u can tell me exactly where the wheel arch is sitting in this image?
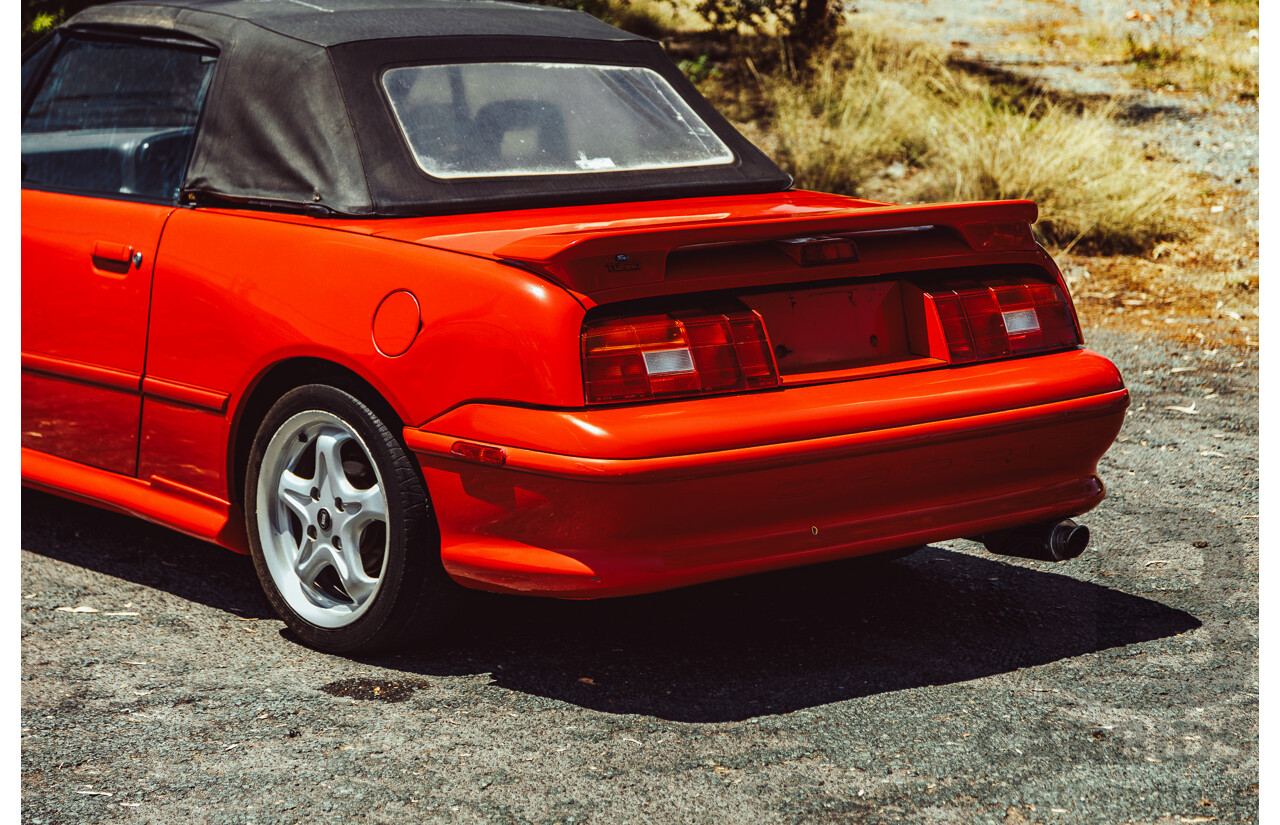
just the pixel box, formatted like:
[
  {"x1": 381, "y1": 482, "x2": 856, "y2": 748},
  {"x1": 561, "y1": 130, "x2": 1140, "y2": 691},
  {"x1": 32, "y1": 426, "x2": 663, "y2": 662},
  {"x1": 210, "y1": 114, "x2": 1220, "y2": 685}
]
[{"x1": 228, "y1": 357, "x2": 409, "y2": 507}]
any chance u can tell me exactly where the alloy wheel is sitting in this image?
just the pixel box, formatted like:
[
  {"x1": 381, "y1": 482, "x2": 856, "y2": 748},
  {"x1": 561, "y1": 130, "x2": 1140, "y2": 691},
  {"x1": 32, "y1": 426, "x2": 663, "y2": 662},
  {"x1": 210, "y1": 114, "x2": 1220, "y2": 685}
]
[{"x1": 255, "y1": 410, "x2": 390, "y2": 628}]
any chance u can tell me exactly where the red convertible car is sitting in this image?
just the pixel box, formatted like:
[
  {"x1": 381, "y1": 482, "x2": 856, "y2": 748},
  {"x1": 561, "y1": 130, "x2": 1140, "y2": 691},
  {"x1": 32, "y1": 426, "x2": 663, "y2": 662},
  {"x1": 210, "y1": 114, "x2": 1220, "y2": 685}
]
[{"x1": 21, "y1": 0, "x2": 1128, "y2": 652}]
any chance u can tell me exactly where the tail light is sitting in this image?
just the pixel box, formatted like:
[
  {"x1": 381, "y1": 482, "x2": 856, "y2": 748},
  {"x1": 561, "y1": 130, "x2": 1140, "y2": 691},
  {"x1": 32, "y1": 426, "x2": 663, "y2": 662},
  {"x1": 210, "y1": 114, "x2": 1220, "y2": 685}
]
[
  {"x1": 922, "y1": 277, "x2": 1080, "y2": 364},
  {"x1": 582, "y1": 310, "x2": 779, "y2": 404}
]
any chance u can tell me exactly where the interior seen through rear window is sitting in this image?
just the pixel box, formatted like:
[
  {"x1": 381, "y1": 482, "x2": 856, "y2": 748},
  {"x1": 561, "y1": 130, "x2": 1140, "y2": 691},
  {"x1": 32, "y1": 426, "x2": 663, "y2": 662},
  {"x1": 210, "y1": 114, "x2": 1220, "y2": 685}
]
[{"x1": 381, "y1": 62, "x2": 735, "y2": 179}]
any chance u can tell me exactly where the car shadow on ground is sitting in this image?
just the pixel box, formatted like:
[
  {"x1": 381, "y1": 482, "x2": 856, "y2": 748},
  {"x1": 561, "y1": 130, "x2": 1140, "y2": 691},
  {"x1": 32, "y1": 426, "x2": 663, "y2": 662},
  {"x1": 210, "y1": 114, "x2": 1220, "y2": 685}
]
[
  {"x1": 371, "y1": 548, "x2": 1200, "y2": 722},
  {"x1": 21, "y1": 489, "x2": 274, "y2": 620},
  {"x1": 23, "y1": 490, "x2": 1200, "y2": 723}
]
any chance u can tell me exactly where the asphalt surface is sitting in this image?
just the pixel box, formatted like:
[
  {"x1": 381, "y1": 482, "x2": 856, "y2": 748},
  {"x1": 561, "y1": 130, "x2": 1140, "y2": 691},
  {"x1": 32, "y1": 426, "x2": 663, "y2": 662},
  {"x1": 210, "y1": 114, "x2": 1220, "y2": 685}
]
[{"x1": 20, "y1": 327, "x2": 1259, "y2": 824}]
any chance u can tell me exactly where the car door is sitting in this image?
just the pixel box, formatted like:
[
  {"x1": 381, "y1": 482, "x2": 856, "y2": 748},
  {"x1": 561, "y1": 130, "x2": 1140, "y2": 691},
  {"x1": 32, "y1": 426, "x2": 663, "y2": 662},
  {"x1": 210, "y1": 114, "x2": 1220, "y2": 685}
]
[{"x1": 21, "y1": 32, "x2": 216, "y2": 475}]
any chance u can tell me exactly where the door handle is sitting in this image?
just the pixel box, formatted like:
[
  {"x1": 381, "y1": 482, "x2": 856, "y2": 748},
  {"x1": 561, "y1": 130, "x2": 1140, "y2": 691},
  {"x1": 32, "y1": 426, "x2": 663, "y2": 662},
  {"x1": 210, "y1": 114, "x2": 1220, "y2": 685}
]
[{"x1": 91, "y1": 242, "x2": 143, "y2": 272}]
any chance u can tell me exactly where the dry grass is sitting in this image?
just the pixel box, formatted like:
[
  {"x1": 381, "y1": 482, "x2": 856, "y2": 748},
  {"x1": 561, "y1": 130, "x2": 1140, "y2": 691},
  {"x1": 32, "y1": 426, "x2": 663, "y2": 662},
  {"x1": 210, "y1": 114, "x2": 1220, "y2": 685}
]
[
  {"x1": 900, "y1": 99, "x2": 1184, "y2": 253},
  {"x1": 763, "y1": 32, "x2": 951, "y2": 192},
  {"x1": 1128, "y1": 0, "x2": 1258, "y2": 100},
  {"x1": 1124, "y1": 37, "x2": 1258, "y2": 101},
  {"x1": 1053, "y1": 178, "x2": 1257, "y2": 349},
  {"x1": 575, "y1": 0, "x2": 709, "y2": 36},
  {"x1": 1062, "y1": 251, "x2": 1258, "y2": 349},
  {"x1": 758, "y1": 27, "x2": 1186, "y2": 254},
  {"x1": 533, "y1": 0, "x2": 704, "y2": 38},
  {"x1": 1007, "y1": 0, "x2": 1258, "y2": 101},
  {"x1": 608, "y1": 0, "x2": 1257, "y2": 339}
]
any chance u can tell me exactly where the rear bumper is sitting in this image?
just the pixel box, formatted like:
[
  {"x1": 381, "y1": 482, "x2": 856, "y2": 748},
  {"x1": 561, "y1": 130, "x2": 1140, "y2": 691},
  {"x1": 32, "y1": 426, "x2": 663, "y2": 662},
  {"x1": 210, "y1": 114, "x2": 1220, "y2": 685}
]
[{"x1": 405, "y1": 349, "x2": 1128, "y2": 597}]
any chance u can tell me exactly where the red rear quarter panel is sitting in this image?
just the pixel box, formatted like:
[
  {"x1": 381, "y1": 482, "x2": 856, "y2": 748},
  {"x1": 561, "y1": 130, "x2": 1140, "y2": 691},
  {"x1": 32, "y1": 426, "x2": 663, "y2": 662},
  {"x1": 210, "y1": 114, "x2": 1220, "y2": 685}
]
[{"x1": 139, "y1": 208, "x2": 586, "y2": 500}]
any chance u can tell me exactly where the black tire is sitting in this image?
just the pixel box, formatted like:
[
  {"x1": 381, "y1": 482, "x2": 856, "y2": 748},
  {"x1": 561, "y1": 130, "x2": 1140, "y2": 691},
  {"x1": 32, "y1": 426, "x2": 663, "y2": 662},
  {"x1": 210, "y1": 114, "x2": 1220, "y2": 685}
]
[{"x1": 244, "y1": 383, "x2": 453, "y2": 654}]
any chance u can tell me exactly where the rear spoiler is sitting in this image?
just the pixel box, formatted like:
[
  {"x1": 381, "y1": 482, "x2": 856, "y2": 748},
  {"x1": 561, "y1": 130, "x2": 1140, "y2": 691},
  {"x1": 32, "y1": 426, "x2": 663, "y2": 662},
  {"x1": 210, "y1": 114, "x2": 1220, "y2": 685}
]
[{"x1": 494, "y1": 199, "x2": 1039, "y2": 293}]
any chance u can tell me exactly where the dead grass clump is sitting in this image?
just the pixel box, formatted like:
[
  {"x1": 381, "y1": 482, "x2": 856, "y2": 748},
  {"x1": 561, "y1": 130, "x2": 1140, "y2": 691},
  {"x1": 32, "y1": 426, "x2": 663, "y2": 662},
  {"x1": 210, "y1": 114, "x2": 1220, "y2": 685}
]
[
  {"x1": 905, "y1": 99, "x2": 1183, "y2": 254},
  {"x1": 765, "y1": 28, "x2": 1185, "y2": 254},
  {"x1": 766, "y1": 30, "x2": 955, "y2": 193}
]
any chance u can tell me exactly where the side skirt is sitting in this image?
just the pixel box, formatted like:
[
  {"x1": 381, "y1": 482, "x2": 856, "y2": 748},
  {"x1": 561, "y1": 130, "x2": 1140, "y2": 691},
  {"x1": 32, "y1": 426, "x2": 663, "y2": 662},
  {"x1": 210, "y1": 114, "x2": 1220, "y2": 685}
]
[{"x1": 21, "y1": 447, "x2": 248, "y2": 553}]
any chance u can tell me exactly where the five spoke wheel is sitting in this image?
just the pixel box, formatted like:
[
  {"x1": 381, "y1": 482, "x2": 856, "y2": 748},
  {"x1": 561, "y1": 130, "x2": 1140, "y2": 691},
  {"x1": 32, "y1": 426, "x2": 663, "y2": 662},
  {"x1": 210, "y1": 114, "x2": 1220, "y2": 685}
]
[
  {"x1": 257, "y1": 411, "x2": 390, "y2": 628},
  {"x1": 246, "y1": 383, "x2": 452, "y2": 653}
]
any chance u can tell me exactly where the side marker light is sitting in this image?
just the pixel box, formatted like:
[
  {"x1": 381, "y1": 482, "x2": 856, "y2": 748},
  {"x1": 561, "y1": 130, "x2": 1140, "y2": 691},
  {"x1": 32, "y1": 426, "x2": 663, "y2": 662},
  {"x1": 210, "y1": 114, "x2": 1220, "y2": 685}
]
[{"x1": 450, "y1": 441, "x2": 507, "y2": 467}]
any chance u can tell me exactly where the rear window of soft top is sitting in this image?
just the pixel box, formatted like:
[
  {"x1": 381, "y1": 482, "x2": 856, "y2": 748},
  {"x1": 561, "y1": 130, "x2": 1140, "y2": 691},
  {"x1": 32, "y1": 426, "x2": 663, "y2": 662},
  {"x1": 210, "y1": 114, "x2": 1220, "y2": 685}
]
[{"x1": 382, "y1": 62, "x2": 734, "y2": 179}]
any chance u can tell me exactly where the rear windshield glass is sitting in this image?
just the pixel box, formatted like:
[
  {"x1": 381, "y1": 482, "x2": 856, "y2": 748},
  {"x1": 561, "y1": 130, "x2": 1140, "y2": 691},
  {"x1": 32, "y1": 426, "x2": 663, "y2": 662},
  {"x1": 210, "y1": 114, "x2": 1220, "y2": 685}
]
[{"x1": 382, "y1": 62, "x2": 734, "y2": 179}]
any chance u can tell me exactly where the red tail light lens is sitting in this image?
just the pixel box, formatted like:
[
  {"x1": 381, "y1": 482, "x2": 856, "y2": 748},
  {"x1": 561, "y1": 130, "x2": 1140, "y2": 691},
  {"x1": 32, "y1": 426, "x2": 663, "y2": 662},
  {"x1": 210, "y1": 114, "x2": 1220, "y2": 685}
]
[
  {"x1": 924, "y1": 278, "x2": 1080, "y2": 364},
  {"x1": 583, "y1": 310, "x2": 779, "y2": 404}
]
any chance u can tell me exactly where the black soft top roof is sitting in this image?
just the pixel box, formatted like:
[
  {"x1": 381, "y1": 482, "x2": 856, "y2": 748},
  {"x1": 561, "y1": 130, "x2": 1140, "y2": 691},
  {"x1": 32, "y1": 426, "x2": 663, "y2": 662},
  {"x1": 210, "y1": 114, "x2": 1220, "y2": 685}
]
[
  {"x1": 73, "y1": 0, "x2": 654, "y2": 46},
  {"x1": 57, "y1": 0, "x2": 792, "y2": 216}
]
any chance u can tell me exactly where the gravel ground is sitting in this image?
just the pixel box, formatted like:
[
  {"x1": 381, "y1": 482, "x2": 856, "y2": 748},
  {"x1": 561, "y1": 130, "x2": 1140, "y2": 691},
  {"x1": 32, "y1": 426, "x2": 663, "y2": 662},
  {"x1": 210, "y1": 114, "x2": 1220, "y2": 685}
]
[
  {"x1": 854, "y1": 0, "x2": 1260, "y2": 247},
  {"x1": 20, "y1": 326, "x2": 1259, "y2": 824}
]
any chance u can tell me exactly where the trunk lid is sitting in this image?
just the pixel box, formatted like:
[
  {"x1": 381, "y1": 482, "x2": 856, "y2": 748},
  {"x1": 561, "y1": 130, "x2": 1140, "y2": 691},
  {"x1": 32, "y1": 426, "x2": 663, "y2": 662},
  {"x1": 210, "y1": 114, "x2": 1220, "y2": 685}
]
[
  {"x1": 371, "y1": 190, "x2": 1073, "y2": 390},
  {"x1": 369, "y1": 190, "x2": 1040, "y2": 302}
]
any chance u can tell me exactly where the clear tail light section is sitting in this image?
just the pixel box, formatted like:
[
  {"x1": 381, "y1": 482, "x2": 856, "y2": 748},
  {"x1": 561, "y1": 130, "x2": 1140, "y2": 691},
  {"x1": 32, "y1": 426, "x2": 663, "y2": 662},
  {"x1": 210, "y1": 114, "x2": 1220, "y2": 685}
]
[
  {"x1": 582, "y1": 310, "x2": 779, "y2": 404},
  {"x1": 923, "y1": 277, "x2": 1080, "y2": 364}
]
